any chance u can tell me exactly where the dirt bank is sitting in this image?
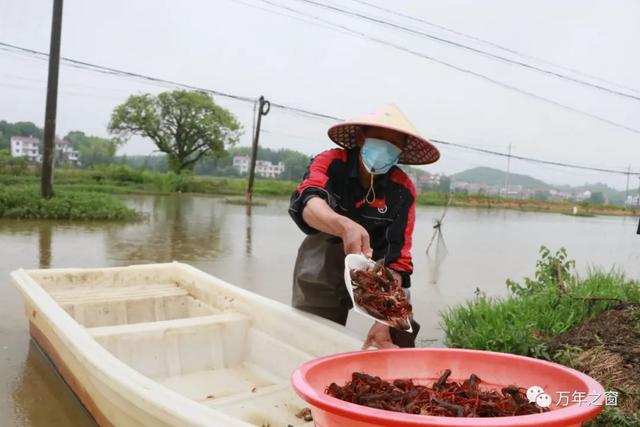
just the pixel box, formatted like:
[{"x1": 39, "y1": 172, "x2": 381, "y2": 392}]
[{"x1": 548, "y1": 303, "x2": 640, "y2": 415}]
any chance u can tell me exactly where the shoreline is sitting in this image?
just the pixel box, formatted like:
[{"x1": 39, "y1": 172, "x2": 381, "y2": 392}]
[{"x1": 2, "y1": 170, "x2": 638, "y2": 218}]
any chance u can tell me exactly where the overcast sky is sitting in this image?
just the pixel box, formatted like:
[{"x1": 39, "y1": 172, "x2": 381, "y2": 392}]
[{"x1": 1, "y1": 0, "x2": 639, "y2": 189}]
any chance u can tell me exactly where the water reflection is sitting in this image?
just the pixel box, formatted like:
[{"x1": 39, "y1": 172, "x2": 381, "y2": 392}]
[
  {"x1": 245, "y1": 207, "x2": 253, "y2": 256},
  {"x1": 11, "y1": 342, "x2": 95, "y2": 427},
  {"x1": 3, "y1": 195, "x2": 640, "y2": 427},
  {"x1": 105, "y1": 194, "x2": 228, "y2": 263},
  {"x1": 38, "y1": 225, "x2": 52, "y2": 269}
]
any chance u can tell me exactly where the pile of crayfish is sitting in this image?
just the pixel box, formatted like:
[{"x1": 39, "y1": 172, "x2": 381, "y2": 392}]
[
  {"x1": 349, "y1": 260, "x2": 412, "y2": 330},
  {"x1": 326, "y1": 370, "x2": 548, "y2": 417}
]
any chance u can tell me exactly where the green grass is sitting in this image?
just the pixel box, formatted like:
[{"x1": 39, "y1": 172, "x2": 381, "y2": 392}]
[
  {"x1": 441, "y1": 247, "x2": 640, "y2": 425},
  {"x1": 0, "y1": 186, "x2": 142, "y2": 220},
  {"x1": 0, "y1": 166, "x2": 297, "y2": 197},
  {"x1": 0, "y1": 167, "x2": 637, "y2": 217},
  {"x1": 440, "y1": 247, "x2": 640, "y2": 358},
  {"x1": 585, "y1": 407, "x2": 640, "y2": 427}
]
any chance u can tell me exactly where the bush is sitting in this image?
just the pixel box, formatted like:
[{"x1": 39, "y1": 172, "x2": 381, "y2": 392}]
[
  {"x1": 440, "y1": 246, "x2": 640, "y2": 358},
  {"x1": 0, "y1": 187, "x2": 141, "y2": 220},
  {"x1": 585, "y1": 407, "x2": 640, "y2": 427},
  {"x1": 0, "y1": 149, "x2": 31, "y2": 175}
]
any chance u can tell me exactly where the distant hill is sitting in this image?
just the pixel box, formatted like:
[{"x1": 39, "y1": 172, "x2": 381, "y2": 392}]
[
  {"x1": 450, "y1": 167, "x2": 550, "y2": 189},
  {"x1": 449, "y1": 167, "x2": 630, "y2": 205}
]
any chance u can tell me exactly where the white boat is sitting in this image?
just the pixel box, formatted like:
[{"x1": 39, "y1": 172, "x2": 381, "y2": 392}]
[{"x1": 11, "y1": 262, "x2": 361, "y2": 426}]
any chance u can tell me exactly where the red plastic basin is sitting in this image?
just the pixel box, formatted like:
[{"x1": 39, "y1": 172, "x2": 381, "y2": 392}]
[{"x1": 291, "y1": 348, "x2": 605, "y2": 427}]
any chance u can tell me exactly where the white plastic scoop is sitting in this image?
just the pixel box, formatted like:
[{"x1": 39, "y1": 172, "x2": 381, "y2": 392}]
[{"x1": 344, "y1": 253, "x2": 412, "y2": 332}]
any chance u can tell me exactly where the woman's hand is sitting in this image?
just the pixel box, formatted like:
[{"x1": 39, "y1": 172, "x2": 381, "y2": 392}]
[
  {"x1": 302, "y1": 198, "x2": 372, "y2": 257},
  {"x1": 339, "y1": 219, "x2": 372, "y2": 258},
  {"x1": 362, "y1": 321, "x2": 398, "y2": 350}
]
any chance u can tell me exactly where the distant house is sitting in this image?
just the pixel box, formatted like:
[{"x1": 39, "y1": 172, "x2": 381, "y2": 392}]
[
  {"x1": 547, "y1": 189, "x2": 571, "y2": 202},
  {"x1": 10, "y1": 136, "x2": 41, "y2": 163},
  {"x1": 10, "y1": 135, "x2": 80, "y2": 166},
  {"x1": 417, "y1": 173, "x2": 441, "y2": 186},
  {"x1": 232, "y1": 155, "x2": 285, "y2": 178},
  {"x1": 233, "y1": 155, "x2": 250, "y2": 174},
  {"x1": 625, "y1": 195, "x2": 640, "y2": 207},
  {"x1": 55, "y1": 138, "x2": 80, "y2": 166},
  {"x1": 255, "y1": 160, "x2": 285, "y2": 178},
  {"x1": 574, "y1": 190, "x2": 591, "y2": 202},
  {"x1": 451, "y1": 181, "x2": 486, "y2": 194}
]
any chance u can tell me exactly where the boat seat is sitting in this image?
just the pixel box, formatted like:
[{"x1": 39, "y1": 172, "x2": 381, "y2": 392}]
[
  {"x1": 88, "y1": 312, "x2": 253, "y2": 378},
  {"x1": 52, "y1": 282, "x2": 218, "y2": 327},
  {"x1": 50, "y1": 283, "x2": 188, "y2": 305},
  {"x1": 87, "y1": 312, "x2": 250, "y2": 339}
]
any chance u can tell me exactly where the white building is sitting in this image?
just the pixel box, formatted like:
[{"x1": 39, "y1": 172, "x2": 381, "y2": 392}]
[
  {"x1": 55, "y1": 138, "x2": 80, "y2": 166},
  {"x1": 233, "y1": 156, "x2": 285, "y2": 178},
  {"x1": 625, "y1": 195, "x2": 640, "y2": 207},
  {"x1": 255, "y1": 160, "x2": 285, "y2": 178},
  {"x1": 233, "y1": 155, "x2": 250, "y2": 174},
  {"x1": 574, "y1": 190, "x2": 592, "y2": 202},
  {"x1": 10, "y1": 136, "x2": 41, "y2": 163},
  {"x1": 417, "y1": 172, "x2": 441, "y2": 187},
  {"x1": 10, "y1": 136, "x2": 80, "y2": 166}
]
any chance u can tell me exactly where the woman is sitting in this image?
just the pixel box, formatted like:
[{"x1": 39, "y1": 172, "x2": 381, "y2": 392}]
[{"x1": 288, "y1": 104, "x2": 440, "y2": 349}]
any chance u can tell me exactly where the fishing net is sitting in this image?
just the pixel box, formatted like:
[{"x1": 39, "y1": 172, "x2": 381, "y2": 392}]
[
  {"x1": 426, "y1": 194, "x2": 452, "y2": 284},
  {"x1": 426, "y1": 220, "x2": 448, "y2": 284}
]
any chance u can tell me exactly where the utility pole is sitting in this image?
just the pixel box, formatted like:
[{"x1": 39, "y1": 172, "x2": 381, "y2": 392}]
[
  {"x1": 41, "y1": 0, "x2": 63, "y2": 199},
  {"x1": 245, "y1": 96, "x2": 270, "y2": 204},
  {"x1": 504, "y1": 143, "x2": 512, "y2": 198},
  {"x1": 625, "y1": 164, "x2": 631, "y2": 201}
]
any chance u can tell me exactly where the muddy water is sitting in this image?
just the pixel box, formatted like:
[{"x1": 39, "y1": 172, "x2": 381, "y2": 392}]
[{"x1": 1, "y1": 194, "x2": 639, "y2": 426}]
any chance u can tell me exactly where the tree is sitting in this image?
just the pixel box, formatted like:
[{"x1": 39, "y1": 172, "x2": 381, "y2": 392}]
[
  {"x1": 532, "y1": 190, "x2": 549, "y2": 201},
  {"x1": 589, "y1": 191, "x2": 606, "y2": 205},
  {"x1": 0, "y1": 149, "x2": 29, "y2": 174},
  {"x1": 108, "y1": 90, "x2": 242, "y2": 173},
  {"x1": 437, "y1": 176, "x2": 451, "y2": 193},
  {"x1": 65, "y1": 131, "x2": 119, "y2": 168},
  {"x1": 0, "y1": 120, "x2": 43, "y2": 150},
  {"x1": 282, "y1": 151, "x2": 311, "y2": 181}
]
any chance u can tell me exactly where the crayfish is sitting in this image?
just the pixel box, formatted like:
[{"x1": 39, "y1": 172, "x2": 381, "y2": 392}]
[
  {"x1": 326, "y1": 370, "x2": 548, "y2": 417},
  {"x1": 350, "y1": 260, "x2": 412, "y2": 330}
]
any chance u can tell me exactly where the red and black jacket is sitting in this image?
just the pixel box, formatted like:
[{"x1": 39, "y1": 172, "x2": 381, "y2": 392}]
[{"x1": 289, "y1": 148, "x2": 416, "y2": 288}]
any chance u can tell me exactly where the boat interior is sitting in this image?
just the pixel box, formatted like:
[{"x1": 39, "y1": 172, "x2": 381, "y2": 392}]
[{"x1": 31, "y1": 267, "x2": 315, "y2": 427}]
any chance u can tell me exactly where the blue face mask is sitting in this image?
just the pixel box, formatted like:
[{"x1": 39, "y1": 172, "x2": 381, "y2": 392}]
[{"x1": 361, "y1": 138, "x2": 402, "y2": 175}]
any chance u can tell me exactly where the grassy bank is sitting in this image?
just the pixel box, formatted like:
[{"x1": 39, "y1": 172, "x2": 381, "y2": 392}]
[
  {"x1": 417, "y1": 192, "x2": 639, "y2": 217},
  {"x1": 441, "y1": 247, "x2": 640, "y2": 425},
  {"x1": 1, "y1": 166, "x2": 637, "y2": 216},
  {"x1": 0, "y1": 186, "x2": 141, "y2": 220},
  {"x1": 0, "y1": 167, "x2": 297, "y2": 197}
]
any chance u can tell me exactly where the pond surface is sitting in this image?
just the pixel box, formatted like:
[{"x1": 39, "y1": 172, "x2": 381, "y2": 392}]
[{"x1": 1, "y1": 194, "x2": 638, "y2": 426}]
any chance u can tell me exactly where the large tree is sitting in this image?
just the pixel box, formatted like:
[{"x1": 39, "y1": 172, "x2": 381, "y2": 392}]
[{"x1": 108, "y1": 90, "x2": 241, "y2": 173}]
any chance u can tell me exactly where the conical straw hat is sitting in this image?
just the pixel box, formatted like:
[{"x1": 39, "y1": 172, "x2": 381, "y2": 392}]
[{"x1": 327, "y1": 104, "x2": 440, "y2": 165}]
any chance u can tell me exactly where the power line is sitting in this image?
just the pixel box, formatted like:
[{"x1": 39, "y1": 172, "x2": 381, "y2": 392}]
[
  {"x1": 247, "y1": 0, "x2": 640, "y2": 135},
  {"x1": 292, "y1": 0, "x2": 640, "y2": 101},
  {"x1": 345, "y1": 0, "x2": 640, "y2": 96},
  {"x1": 231, "y1": 0, "x2": 353, "y2": 35},
  {"x1": 0, "y1": 42, "x2": 257, "y2": 104},
  {"x1": 431, "y1": 139, "x2": 640, "y2": 176},
  {"x1": 0, "y1": 41, "x2": 342, "y2": 122},
  {"x1": 1, "y1": 41, "x2": 637, "y2": 176}
]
